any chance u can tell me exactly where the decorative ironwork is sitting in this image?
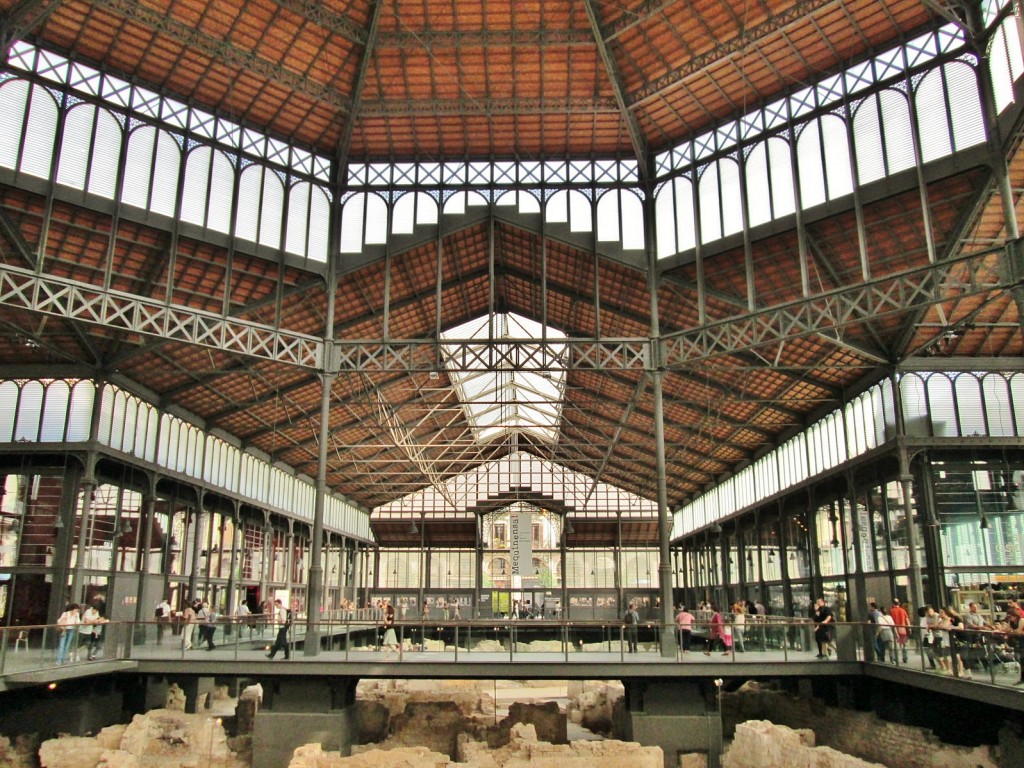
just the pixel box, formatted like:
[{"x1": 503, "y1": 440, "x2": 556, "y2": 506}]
[
  {"x1": 332, "y1": 339, "x2": 650, "y2": 373},
  {"x1": 661, "y1": 245, "x2": 1019, "y2": 368},
  {"x1": 0, "y1": 263, "x2": 323, "y2": 369}
]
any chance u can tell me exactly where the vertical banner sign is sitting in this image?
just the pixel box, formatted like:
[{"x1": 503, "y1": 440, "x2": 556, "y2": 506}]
[{"x1": 509, "y1": 510, "x2": 532, "y2": 576}]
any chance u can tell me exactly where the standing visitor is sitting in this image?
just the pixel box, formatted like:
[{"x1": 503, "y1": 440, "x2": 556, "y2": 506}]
[
  {"x1": 55, "y1": 603, "x2": 81, "y2": 665},
  {"x1": 155, "y1": 598, "x2": 171, "y2": 644},
  {"x1": 889, "y1": 599, "x2": 910, "y2": 663},
  {"x1": 235, "y1": 601, "x2": 251, "y2": 637},
  {"x1": 180, "y1": 599, "x2": 197, "y2": 651},
  {"x1": 877, "y1": 606, "x2": 896, "y2": 664},
  {"x1": 381, "y1": 598, "x2": 398, "y2": 660},
  {"x1": 731, "y1": 602, "x2": 747, "y2": 653},
  {"x1": 624, "y1": 601, "x2": 640, "y2": 653},
  {"x1": 81, "y1": 601, "x2": 108, "y2": 660},
  {"x1": 813, "y1": 598, "x2": 834, "y2": 659}
]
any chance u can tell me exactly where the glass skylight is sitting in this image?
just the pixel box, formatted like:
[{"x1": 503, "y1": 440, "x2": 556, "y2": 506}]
[{"x1": 440, "y1": 313, "x2": 567, "y2": 444}]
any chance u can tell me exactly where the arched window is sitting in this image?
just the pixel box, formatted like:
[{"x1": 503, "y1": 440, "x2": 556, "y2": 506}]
[
  {"x1": 655, "y1": 177, "x2": 696, "y2": 259},
  {"x1": 596, "y1": 189, "x2": 645, "y2": 249},
  {"x1": 442, "y1": 190, "x2": 489, "y2": 216},
  {"x1": 0, "y1": 80, "x2": 58, "y2": 180},
  {"x1": 57, "y1": 104, "x2": 122, "y2": 198},
  {"x1": 39, "y1": 380, "x2": 71, "y2": 442},
  {"x1": 122, "y1": 125, "x2": 181, "y2": 216},
  {"x1": 545, "y1": 189, "x2": 593, "y2": 232},
  {"x1": 745, "y1": 136, "x2": 795, "y2": 227},
  {"x1": 392, "y1": 191, "x2": 439, "y2": 234},
  {"x1": 181, "y1": 146, "x2": 236, "y2": 233},
  {"x1": 495, "y1": 189, "x2": 541, "y2": 214},
  {"x1": 853, "y1": 89, "x2": 913, "y2": 184},
  {"x1": 339, "y1": 192, "x2": 389, "y2": 253},
  {"x1": 942, "y1": 62, "x2": 986, "y2": 153},
  {"x1": 236, "y1": 165, "x2": 284, "y2": 248},
  {"x1": 698, "y1": 162, "x2": 722, "y2": 242},
  {"x1": 989, "y1": 17, "x2": 1024, "y2": 114}
]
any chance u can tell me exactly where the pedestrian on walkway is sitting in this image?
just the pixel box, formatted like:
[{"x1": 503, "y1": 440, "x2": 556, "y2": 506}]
[
  {"x1": 266, "y1": 599, "x2": 291, "y2": 660},
  {"x1": 180, "y1": 599, "x2": 197, "y2": 651},
  {"x1": 55, "y1": 603, "x2": 81, "y2": 664},
  {"x1": 675, "y1": 604, "x2": 695, "y2": 653},
  {"x1": 81, "y1": 601, "x2": 108, "y2": 660}
]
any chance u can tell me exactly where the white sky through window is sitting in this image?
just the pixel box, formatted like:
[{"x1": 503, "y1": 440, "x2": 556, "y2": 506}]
[{"x1": 440, "y1": 313, "x2": 567, "y2": 445}]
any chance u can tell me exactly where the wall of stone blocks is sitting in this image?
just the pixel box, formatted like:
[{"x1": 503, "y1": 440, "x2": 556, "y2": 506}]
[{"x1": 726, "y1": 684, "x2": 1002, "y2": 768}]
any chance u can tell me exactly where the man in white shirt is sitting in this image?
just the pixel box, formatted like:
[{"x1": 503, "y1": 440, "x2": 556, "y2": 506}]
[
  {"x1": 964, "y1": 601, "x2": 991, "y2": 630},
  {"x1": 156, "y1": 598, "x2": 171, "y2": 644}
]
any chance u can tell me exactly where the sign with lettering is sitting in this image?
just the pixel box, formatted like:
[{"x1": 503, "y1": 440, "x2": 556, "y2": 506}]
[{"x1": 509, "y1": 510, "x2": 532, "y2": 576}]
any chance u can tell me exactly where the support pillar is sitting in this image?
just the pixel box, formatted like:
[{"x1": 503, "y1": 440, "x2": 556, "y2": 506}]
[
  {"x1": 614, "y1": 679, "x2": 723, "y2": 768},
  {"x1": 643, "y1": 184, "x2": 675, "y2": 658},
  {"x1": 252, "y1": 677, "x2": 359, "y2": 768},
  {"x1": 891, "y1": 372, "x2": 925, "y2": 612}
]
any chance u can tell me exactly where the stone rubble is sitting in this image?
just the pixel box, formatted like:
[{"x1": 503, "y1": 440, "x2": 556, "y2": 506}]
[
  {"x1": 0, "y1": 734, "x2": 38, "y2": 768},
  {"x1": 38, "y1": 709, "x2": 245, "y2": 768},
  {"x1": 721, "y1": 721, "x2": 886, "y2": 768},
  {"x1": 289, "y1": 722, "x2": 661, "y2": 768},
  {"x1": 16, "y1": 678, "x2": 1001, "y2": 768}
]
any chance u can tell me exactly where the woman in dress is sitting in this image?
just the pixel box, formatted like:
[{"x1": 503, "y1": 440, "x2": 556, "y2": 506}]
[
  {"x1": 704, "y1": 603, "x2": 728, "y2": 655},
  {"x1": 381, "y1": 598, "x2": 398, "y2": 660}
]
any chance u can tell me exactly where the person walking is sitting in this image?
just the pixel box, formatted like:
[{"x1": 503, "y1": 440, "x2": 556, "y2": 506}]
[
  {"x1": 624, "y1": 601, "x2": 640, "y2": 653},
  {"x1": 877, "y1": 606, "x2": 896, "y2": 664},
  {"x1": 235, "y1": 601, "x2": 251, "y2": 638},
  {"x1": 704, "y1": 603, "x2": 728, "y2": 655},
  {"x1": 180, "y1": 599, "x2": 197, "y2": 651},
  {"x1": 55, "y1": 603, "x2": 81, "y2": 665},
  {"x1": 675, "y1": 604, "x2": 695, "y2": 653},
  {"x1": 919, "y1": 605, "x2": 937, "y2": 670},
  {"x1": 197, "y1": 601, "x2": 217, "y2": 650},
  {"x1": 266, "y1": 599, "x2": 291, "y2": 659}
]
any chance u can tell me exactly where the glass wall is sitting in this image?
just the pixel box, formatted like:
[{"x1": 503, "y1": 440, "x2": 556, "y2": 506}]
[{"x1": 930, "y1": 454, "x2": 1024, "y2": 606}]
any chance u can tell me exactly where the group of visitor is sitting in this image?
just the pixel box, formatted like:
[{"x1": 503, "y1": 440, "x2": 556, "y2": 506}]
[
  {"x1": 867, "y1": 599, "x2": 910, "y2": 664},
  {"x1": 55, "y1": 599, "x2": 109, "y2": 664}
]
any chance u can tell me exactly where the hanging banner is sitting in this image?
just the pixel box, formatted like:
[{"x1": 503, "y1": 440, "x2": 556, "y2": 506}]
[{"x1": 509, "y1": 510, "x2": 532, "y2": 576}]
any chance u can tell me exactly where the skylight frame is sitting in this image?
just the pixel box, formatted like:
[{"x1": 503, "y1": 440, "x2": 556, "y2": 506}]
[{"x1": 440, "y1": 313, "x2": 568, "y2": 445}]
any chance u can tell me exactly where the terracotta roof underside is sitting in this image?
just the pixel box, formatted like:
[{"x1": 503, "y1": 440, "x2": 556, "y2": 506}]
[
  {"x1": 0, "y1": 1, "x2": 1022, "y2": 543},
  {"x1": 12, "y1": 0, "x2": 937, "y2": 160}
]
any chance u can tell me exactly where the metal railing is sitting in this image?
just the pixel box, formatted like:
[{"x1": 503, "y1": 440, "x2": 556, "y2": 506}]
[
  {"x1": 857, "y1": 622, "x2": 1024, "y2": 688},
  {"x1": 0, "y1": 617, "x2": 1019, "y2": 694}
]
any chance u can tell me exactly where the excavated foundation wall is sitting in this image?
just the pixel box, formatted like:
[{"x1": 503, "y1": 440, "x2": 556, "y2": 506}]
[{"x1": 724, "y1": 684, "x2": 1003, "y2": 768}]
